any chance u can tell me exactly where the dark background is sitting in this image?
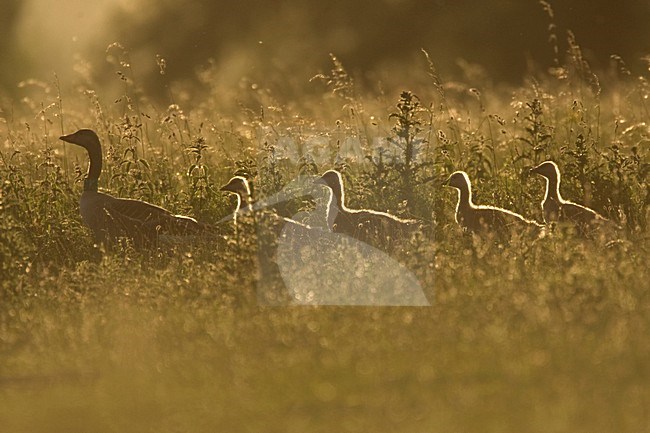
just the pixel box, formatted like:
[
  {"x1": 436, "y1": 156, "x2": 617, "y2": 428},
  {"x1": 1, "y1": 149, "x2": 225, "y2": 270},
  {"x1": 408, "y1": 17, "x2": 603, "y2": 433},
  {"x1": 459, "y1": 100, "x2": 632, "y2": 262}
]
[{"x1": 1, "y1": 0, "x2": 649, "y2": 98}]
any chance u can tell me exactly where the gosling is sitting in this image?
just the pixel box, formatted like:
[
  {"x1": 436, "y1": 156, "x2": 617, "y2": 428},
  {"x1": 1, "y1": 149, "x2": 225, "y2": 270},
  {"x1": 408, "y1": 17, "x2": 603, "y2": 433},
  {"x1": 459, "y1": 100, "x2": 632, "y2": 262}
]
[
  {"x1": 531, "y1": 160, "x2": 610, "y2": 234},
  {"x1": 444, "y1": 171, "x2": 543, "y2": 235},
  {"x1": 315, "y1": 169, "x2": 419, "y2": 249}
]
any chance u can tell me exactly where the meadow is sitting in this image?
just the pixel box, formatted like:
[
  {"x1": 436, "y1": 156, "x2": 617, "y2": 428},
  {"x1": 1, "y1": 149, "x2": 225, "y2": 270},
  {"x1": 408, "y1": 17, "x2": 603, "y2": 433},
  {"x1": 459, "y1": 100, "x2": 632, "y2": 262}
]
[{"x1": 0, "y1": 41, "x2": 649, "y2": 433}]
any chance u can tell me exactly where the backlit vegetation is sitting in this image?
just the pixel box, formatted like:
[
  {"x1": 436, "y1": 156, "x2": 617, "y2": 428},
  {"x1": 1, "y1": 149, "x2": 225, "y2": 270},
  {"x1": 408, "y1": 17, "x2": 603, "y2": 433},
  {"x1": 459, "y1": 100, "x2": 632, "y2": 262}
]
[{"x1": 0, "y1": 30, "x2": 649, "y2": 433}]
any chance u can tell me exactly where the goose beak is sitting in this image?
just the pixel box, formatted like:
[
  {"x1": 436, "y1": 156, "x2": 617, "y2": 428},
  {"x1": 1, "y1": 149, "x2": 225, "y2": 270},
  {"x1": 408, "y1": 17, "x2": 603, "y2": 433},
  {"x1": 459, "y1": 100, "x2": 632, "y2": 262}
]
[
  {"x1": 442, "y1": 176, "x2": 451, "y2": 187},
  {"x1": 59, "y1": 134, "x2": 74, "y2": 143}
]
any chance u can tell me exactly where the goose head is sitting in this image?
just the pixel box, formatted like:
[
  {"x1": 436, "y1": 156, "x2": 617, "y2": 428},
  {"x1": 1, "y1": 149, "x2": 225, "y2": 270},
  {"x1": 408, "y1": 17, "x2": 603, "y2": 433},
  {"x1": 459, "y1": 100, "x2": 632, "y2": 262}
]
[
  {"x1": 60, "y1": 129, "x2": 103, "y2": 184},
  {"x1": 59, "y1": 129, "x2": 101, "y2": 153},
  {"x1": 530, "y1": 160, "x2": 560, "y2": 180},
  {"x1": 220, "y1": 176, "x2": 251, "y2": 198}
]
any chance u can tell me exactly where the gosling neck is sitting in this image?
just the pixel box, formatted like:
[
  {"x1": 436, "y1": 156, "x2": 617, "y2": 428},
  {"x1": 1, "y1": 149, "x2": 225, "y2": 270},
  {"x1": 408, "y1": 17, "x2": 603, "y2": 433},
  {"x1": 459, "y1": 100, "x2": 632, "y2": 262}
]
[
  {"x1": 239, "y1": 193, "x2": 253, "y2": 214},
  {"x1": 325, "y1": 192, "x2": 338, "y2": 230},
  {"x1": 324, "y1": 180, "x2": 346, "y2": 230},
  {"x1": 329, "y1": 179, "x2": 345, "y2": 211},
  {"x1": 456, "y1": 183, "x2": 473, "y2": 211},
  {"x1": 544, "y1": 172, "x2": 562, "y2": 203}
]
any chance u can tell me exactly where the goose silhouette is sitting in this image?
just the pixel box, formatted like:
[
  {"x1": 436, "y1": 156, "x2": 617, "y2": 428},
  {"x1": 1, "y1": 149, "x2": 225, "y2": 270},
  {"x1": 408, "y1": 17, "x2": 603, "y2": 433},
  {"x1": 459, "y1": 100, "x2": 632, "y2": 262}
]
[
  {"x1": 530, "y1": 161, "x2": 611, "y2": 235},
  {"x1": 444, "y1": 171, "x2": 543, "y2": 235},
  {"x1": 315, "y1": 169, "x2": 420, "y2": 251},
  {"x1": 220, "y1": 174, "x2": 429, "y2": 306},
  {"x1": 60, "y1": 129, "x2": 210, "y2": 247}
]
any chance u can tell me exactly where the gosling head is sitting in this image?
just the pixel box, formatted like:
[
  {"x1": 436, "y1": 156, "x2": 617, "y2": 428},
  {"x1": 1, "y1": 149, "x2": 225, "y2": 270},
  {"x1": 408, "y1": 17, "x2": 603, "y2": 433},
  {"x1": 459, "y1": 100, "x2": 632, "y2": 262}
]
[
  {"x1": 315, "y1": 170, "x2": 343, "y2": 190},
  {"x1": 530, "y1": 160, "x2": 560, "y2": 180},
  {"x1": 220, "y1": 176, "x2": 251, "y2": 198},
  {"x1": 59, "y1": 129, "x2": 101, "y2": 152},
  {"x1": 444, "y1": 171, "x2": 471, "y2": 191}
]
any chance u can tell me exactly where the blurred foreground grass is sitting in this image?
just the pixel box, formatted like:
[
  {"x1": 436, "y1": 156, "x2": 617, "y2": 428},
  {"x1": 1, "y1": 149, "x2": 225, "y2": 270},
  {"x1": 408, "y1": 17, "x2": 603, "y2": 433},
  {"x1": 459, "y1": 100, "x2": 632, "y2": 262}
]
[
  {"x1": 1, "y1": 238, "x2": 648, "y2": 432},
  {"x1": 0, "y1": 43, "x2": 649, "y2": 432}
]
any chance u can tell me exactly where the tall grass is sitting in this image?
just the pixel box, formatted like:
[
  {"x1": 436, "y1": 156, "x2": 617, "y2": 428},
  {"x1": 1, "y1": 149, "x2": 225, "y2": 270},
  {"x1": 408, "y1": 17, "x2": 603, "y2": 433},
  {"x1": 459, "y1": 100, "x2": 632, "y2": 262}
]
[{"x1": 0, "y1": 31, "x2": 649, "y2": 433}]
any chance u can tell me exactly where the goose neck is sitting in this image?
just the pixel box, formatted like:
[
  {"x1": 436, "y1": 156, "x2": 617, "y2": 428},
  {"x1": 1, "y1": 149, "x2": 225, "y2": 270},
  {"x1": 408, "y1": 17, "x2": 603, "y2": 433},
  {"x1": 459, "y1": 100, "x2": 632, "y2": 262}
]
[{"x1": 86, "y1": 144, "x2": 103, "y2": 181}]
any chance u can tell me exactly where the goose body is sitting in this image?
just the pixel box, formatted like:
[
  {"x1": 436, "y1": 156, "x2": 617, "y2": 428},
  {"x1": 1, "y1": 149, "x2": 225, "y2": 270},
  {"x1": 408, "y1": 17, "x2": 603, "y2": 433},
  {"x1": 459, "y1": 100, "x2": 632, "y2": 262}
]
[
  {"x1": 531, "y1": 161, "x2": 608, "y2": 232},
  {"x1": 315, "y1": 170, "x2": 419, "y2": 248},
  {"x1": 60, "y1": 129, "x2": 206, "y2": 246},
  {"x1": 444, "y1": 171, "x2": 542, "y2": 235}
]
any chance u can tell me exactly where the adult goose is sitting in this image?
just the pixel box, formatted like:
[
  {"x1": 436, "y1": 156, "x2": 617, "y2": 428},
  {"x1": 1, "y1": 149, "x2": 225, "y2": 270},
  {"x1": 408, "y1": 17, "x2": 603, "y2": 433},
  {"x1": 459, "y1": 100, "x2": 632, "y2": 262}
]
[
  {"x1": 60, "y1": 129, "x2": 207, "y2": 247},
  {"x1": 530, "y1": 160, "x2": 610, "y2": 234},
  {"x1": 315, "y1": 169, "x2": 419, "y2": 249},
  {"x1": 444, "y1": 171, "x2": 543, "y2": 235}
]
